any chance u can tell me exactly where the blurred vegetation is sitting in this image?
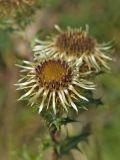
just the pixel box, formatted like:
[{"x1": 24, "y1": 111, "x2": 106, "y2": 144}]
[{"x1": 0, "y1": 0, "x2": 120, "y2": 160}]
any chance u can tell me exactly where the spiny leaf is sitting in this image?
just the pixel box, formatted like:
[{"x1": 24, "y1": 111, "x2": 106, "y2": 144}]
[
  {"x1": 59, "y1": 124, "x2": 91, "y2": 155},
  {"x1": 76, "y1": 90, "x2": 103, "y2": 109},
  {"x1": 60, "y1": 117, "x2": 78, "y2": 125},
  {"x1": 41, "y1": 110, "x2": 78, "y2": 131}
]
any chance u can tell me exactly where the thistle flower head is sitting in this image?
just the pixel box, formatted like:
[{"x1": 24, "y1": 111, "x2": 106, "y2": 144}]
[
  {"x1": 0, "y1": 0, "x2": 36, "y2": 7},
  {"x1": 0, "y1": 0, "x2": 38, "y2": 19},
  {"x1": 16, "y1": 58, "x2": 95, "y2": 114},
  {"x1": 55, "y1": 28, "x2": 95, "y2": 56},
  {"x1": 33, "y1": 25, "x2": 112, "y2": 72}
]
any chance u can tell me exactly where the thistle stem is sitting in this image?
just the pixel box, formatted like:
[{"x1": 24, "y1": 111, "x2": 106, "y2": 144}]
[
  {"x1": 42, "y1": 111, "x2": 61, "y2": 160},
  {"x1": 50, "y1": 125, "x2": 60, "y2": 160}
]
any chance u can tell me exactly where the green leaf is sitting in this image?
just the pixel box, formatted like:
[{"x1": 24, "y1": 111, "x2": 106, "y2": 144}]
[{"x1": 59, "y1": 124, "x2": 91, "y2": 155}]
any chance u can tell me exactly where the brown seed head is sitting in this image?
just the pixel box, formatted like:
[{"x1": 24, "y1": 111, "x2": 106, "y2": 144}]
[
  {"x1": 55, "y1": 30, "x2": 96, "y2": 56},
  {"x1": 0, "y1": 0, "x2": 37, "y2": 18},
  {"x1": 0, "y1": 0, "x2": 35, "y2": 6}
]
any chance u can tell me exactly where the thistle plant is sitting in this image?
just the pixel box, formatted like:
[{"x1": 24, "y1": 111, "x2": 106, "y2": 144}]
[{"x1": 16, "y1": 25, "x2": 112, "y2": 159}]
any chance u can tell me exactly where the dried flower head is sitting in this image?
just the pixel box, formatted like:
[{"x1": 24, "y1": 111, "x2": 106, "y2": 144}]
[
  {"x1": 0, "y1": 0, "x2": 38, "y2": 19},
  {"x1": 16, "y1": 58, "x2": 95, "y2": 114},
  {"x1": 33, "y1": 25, "x2": 112, "y2": 72},
  {"x1": 0, "y1": 0, "x2": 35, "y2": 5}
]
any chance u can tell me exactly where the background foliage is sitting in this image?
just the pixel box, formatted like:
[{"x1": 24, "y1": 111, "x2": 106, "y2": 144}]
[{"x1": 0, "y1": 0, "x2": 120, "y2": 160}]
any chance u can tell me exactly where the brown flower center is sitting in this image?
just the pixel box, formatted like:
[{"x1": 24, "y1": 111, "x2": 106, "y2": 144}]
[
  {"x1": 35, "y1": 60, "x2": 72, "y2": 89},
  {"x1": 55, "y1": 31, "x2": 96, "y2": 56}
]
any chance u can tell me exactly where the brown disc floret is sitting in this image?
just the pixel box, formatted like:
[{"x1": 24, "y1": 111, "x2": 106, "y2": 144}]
[{"x1": 35, "y1": 60, "x2": 72, "y2": 90}]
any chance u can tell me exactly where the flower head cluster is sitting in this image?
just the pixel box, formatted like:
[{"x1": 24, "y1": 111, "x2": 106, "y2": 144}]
[{"x1": 16, "y1": 25, "x2": 112, "y2": 114}]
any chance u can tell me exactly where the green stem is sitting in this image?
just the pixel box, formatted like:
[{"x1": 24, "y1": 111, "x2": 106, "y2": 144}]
[
  {"x1": 41, "y1": 111, "x2": 61, "y2": 160},
  {"x1": 50, "y1": 124, "x2": 60, "y2": 160}
]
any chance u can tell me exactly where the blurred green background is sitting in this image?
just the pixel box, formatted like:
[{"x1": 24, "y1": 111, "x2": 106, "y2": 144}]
[{"x1": 0, "y1": 0, "x2": 120, "y2": 160}]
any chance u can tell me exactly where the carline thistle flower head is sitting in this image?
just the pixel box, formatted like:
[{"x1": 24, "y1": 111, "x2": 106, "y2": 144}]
[
  {"x1": 33, "y1": 25, "x2": 112, "y2": 72},
  {"x1": 0, "y1": 0, "x2": 37, "y2": 18},
  {"x1": 0, "y1": 0, "x2": 36, "y2": 7},
  {"x1": 16, "y1": 58, "x2": 95, "y2": 114}
]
